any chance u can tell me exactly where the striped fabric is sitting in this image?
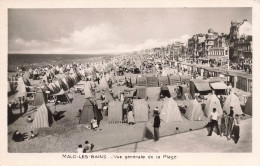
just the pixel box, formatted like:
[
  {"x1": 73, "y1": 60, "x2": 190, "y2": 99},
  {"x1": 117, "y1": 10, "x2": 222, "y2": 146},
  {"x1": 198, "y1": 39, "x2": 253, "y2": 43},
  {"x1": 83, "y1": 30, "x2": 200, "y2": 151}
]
[
  {"x1": 32, "y1": 104, "x2": 53, "y2": 128},
  {"x1": 136, "y1": 77, "x2": 147, "y2": 86},
  {"x1": 108, "y1": 101, "x2": 123, "y2": 123},
  {"x1": 158, "y1": 76, "x2": 169, "y2": 86},
  {"x1": 169, "y1": 75, "x2": 180, "y2": 85},
  {"x1": 146, "y1": 77, "x2": 159, "y2": 87},
  {"x1": 133, "y1": 99, "x2": 149, "y2": 122},
  {"x1": 136, "y1": 87, "x2": 147, "y2": 99}
]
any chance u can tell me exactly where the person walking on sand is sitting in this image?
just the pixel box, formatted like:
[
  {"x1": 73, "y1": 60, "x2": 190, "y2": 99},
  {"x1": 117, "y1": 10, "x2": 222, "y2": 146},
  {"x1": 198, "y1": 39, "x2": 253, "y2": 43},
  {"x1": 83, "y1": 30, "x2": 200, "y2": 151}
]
[
  {"x1": 153, "y1": 112, "x2": 161, "y2": 141},
  {"x1": 208, "y1": 108, "x2": 220, "y2": 136}
]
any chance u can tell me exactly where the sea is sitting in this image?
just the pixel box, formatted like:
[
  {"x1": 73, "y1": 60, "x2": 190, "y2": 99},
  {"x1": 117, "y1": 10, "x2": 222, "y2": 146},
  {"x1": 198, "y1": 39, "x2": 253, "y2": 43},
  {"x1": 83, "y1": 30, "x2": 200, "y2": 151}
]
[{"x1": 8, "y1": 54, "x2": 115, "y2": 71}]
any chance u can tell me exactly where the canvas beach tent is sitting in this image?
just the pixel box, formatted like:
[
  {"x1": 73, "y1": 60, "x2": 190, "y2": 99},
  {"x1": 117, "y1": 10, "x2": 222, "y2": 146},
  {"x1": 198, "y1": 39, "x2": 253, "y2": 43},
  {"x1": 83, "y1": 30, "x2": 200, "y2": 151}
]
[
  {"x1": 53, "y1": 89, "x2": 70, "y2": 103},
  {"x1": 136, "y1": 76, "x2": 147, "y2": 86},
  {"x1": 158, "y1": 76, "x2": 169, "y2": 86},
  {"x1": 146, "y1": 76, "x2": 159, "y2": 87},
  {"x1": 223, "y1": 93, "x2": 243, "y2": 115},
  {"x1": 14, "y1": 77, "x2": 27, "y2": 102},
  {"x1": 190, "y1": 79, "x2": 212, "y2": 98},
  {"x1": 84, "y1": 85, "x2": 94, "y2": 99},
  {"x1": 135, "y1": 86, "x2": 147, "y2": 100},
  {"x1": 108, "y1": 101, "x2": 123, "y2": 123},
  {"x1": 168, "y1": 75, "x2": 180, "y2": 85},
  {"x1": 160, "y1": 98, "x2": 183, "y2": 123},
  {"x1": 180, "y1": 75, "x2": 190, "y2": 84},
  {"x1": 133, "y1": 99, "x2": 149, "y2": 122},
  {"x1": 185, "y1": 99, "x2": 206, "y2": 121},
  {"x1": 244, "y1": 95, "x2": 252, "y2": 116},
  {"x1": 61, "y1": 78, "x2": 70, "y2": 91},
  {"x1": 79, "y1": 99, "x2": 96, "y2": 124},
  {"x1": 99, "y1": 77, "x2": 109, "y2": 90},
  {"x1": 204, "y1": 94, "x2": 223, "y2": 118},
  {"x1": 33, "y1": 88, "x2": 47, "y2": 106},
  {"x1": 159, "y1": 85, "x2": 171, "y2": 98},
  {"x1": 32, "y1": 104, "x2": 53, "y2": 128},
  {"x1": 147, "y1": 87, "x2": 160, "y2": 101}
]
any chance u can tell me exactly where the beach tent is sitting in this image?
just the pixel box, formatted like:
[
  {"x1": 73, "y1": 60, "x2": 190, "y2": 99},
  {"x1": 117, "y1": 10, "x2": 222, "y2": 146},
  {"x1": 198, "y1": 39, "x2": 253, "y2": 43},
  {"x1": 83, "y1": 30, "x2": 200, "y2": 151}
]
[
  {"x1": 109, "y1": 72, "x2": 117, "y2": 83},
  {"x1": 169, "y1": 75, "x2": 180, "y2": 85},
  {"x1": 159, "y1": 85, "x2": 171, "y2": 98},
  {"x1": 190, "y1": 79, "x2": 212, "y2": 98},
  {"x1": 146, "y1": 76, "x2": 159, "y2": 87},
  {"x1": 135, "y1": 86, "x2": 147, "y2": 99},
  {"x1": 84, "y1": 85, "x2": 94, "y2": 99},
  {"x1": 79, "y1": 99, "x2": 96, "y2": 124},
  {"x1": 99, "y1": 77, "x2": 109, "y2": 90},
  {"x1": 14, "y1": 77, "x2": 27, "y2": 101},
  {"x1": 133, "y1": 99, "x2": 149, "y2": 122},
  {"x1": 160, "y1": 98, "x2": 183, "y2": 122},
  {"x1": 185, "y1": 99, "x2": 206, "y2": 121},
  {"x1": 158, "y1": 76, "x2": 169, "y2": 86},
  {"x1": 136, "y1": 76, "x2": 147, "y2": 86},
  {"x1": 53, "y1": 89, "x2": 70, "y2": 103},
  {"x1": 71, "y1": 95, "x2": 86, "y2": 113},
  {"x1": 42, "y1": 75, "x2": 49, "y2": 84},
  {"x1": 104, "y1": 89, "x2": 114, "y2": 102},
  {"x1": 223, "y1": 93, "x2": 243, "y2": 115},
  {"x1": 108, "y1": 101, "x2": 123, "y2": 123},
  {"x1": 65, "y1": 75, "x2": 74, "y2": 88},
  {"x1": 147, "y1": 87, "x2": 160, "y2": 101},
  {"x1": 147, "y1": 100, "x2": 163, "y2": 118},
  {"x1": 180, "y1": 75, "x2": 190, "y2": 84},
  {"x1": 244, "y1": 95, "x2": 252, "y2": 115},
  {"x1": 61, "y1": 78, "x2": 70, "y2": 91},
  {"x1": 204, "y1": 94, "x2": 223, "y2": 118},
  {"x1": 32, "y1": 104, "x2": 53, "y2": 128},
  {"x1": 33, "y1": 88, "x2": 47, "y2": 106}
]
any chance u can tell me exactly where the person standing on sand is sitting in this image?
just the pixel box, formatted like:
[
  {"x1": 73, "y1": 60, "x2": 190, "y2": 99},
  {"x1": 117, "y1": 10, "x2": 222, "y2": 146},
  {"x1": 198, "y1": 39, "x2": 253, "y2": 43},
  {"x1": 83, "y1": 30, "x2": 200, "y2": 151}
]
[
  {"x1": 207, "y1": 108, "x2": 220, "y2": 136},
  {"x1": 127, "y1": 110, "x2": 135, "y2": 125},
  {"x1": 232, "y1": 114, "x2": 241, "y2": 144},
  {"x1": 153, "y1": 112, "x2": 161, "y2": 141},
  {"x1": 227, "y1": 108, "x2": 234, "y2": 140}
]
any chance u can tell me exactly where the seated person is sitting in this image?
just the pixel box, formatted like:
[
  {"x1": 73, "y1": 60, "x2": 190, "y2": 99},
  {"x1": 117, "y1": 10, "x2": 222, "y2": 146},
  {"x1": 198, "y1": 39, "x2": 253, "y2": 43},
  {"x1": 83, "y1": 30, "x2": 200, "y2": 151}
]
[
  {"x1": 12, "y1": 129, "x2": 24, "y2": 142},
  {"x1": 91, "y1": 117, "x2": 98, "y2": 130},
  {"x1": 27, "y1": 116, "x2": 33, "y2": 123},
  {"x1": 77, "y1": 144, "x2": 84, "y2": 153},
  {"x1": 83, "y1": 141, "x2": 91, "y2": 153}
]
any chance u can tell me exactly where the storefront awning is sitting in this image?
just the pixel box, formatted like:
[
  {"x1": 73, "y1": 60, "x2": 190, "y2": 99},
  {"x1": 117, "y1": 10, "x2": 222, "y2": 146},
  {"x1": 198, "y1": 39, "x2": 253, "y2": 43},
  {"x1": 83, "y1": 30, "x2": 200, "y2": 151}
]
[
  {"x1": 210, "y1": 82, "x2": 228, "y2": 90},
  {"x1": 194, "y1": 82, "x2": 212, "y2": 91}
]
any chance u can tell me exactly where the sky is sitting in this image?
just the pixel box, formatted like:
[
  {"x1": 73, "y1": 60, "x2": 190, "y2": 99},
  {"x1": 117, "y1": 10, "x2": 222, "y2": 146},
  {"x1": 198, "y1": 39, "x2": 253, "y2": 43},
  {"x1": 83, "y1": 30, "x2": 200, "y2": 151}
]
[{"x1": 8, "y1": 8, "x2": 252, "y2": 54}]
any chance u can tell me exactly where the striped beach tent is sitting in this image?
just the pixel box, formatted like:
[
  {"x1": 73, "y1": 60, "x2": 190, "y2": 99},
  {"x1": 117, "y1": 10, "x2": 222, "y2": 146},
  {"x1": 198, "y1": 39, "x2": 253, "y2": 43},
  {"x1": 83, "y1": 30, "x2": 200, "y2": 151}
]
[
  {"x1": 169, "y1": 75, "x2": 180, "y2": 85},
  {"x1": 108, "y1": 101, "x2": 123, "y2": 123},
  {"x1": 146, "y1": 76, "x2": 159, "y2": 87},
  {"x1": 160, "y1": 98, "x2": 183, "y2": 123},
  {"x1": 158, "y1": 76, "x2": 169, "y2": 86},
  {"x1": 185, "y1": 99, "x2": 206, "y2": 121},
  {"x1": 32, "y1": 104, "x2": 53, "y2": 128},
  {"x1": 33, "y1": 88, "x2": 47, "y2": 106}
]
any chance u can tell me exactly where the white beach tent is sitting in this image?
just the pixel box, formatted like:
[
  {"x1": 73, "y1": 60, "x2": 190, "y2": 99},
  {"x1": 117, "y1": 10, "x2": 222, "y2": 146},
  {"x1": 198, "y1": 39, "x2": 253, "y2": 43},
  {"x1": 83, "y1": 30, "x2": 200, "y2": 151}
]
[
  {"x1": 204, "y1": 94, "x2": 223, "y2": 118},
  {"x1": 160, "y1": 98, "x2": 183, "y2": 123},
  {"x1": 223, "y1": 92, "x2": 243, "y2": 115}
]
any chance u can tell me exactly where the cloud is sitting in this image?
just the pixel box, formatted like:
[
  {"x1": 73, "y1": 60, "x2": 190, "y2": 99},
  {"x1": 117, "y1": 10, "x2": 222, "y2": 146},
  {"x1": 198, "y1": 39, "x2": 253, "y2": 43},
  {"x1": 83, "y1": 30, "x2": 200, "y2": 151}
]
[{"x1": 9, "y1": 24, "x2": 191, "y2": 54}]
